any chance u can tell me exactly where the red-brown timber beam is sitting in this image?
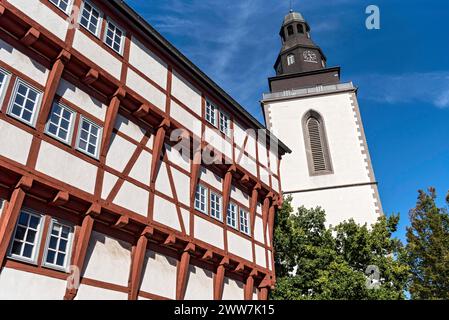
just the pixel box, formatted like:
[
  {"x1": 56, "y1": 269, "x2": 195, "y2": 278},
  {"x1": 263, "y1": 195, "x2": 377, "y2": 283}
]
[
  {"x1": 190, "y1": 146, "x2": 202, "y2": 204},
  {"x1": 214, "y1": 257, "x2": 229, "y2": 300},
  {"x1": 250, "y1": 183, "x2": 261, "y2": 234},
  {"x1": 0, "y1": 176, "x2": 33, "y2": 270},
  {"x1": 176, "y1": 243, "x2": 195, "y2": 300},
  {"x1": 36, "y1": 49, "x2": 71, "y2": 130},
  {"x1": 222, "y1": 165, "x2": 236, "y2": 221},
  {"x1": 63, "y1": 204, "x2": 100, "y2": 300},
  {"x1": 128, "y1": 227, "x2": 153, "y2": 300},
  {"x1": 244, "y1": 269, "x2": 258, "y2": 300},
  {"x1": 101, "y1": 87, "x2": 126, "y2": 158},
  {"x1": 150, "y1": 118, "x2": 171, "y2": 186},
  {"x1": 258, "y1": 275, "x2": 272, "y2": 300}
]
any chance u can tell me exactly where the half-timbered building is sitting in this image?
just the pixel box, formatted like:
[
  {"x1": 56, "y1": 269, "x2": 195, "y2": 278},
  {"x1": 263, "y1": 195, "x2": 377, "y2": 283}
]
[{"x1": 0, "y1": 0, "x2": 290, "y2": 300}]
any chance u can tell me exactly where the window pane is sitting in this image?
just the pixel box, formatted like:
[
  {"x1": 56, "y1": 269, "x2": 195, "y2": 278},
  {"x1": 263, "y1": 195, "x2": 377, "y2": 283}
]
[
  {"x1": 8, "y1": 81, "x2": 41, "y2": 126},
  {"x1": 44, "y1": 221, "x2": 73, "y2": 269},
  {"x1": 23, "y1": 244, "x2": 33, "y2": 258},
  {"x1": 76, "y1": 118, "x2": 101, "y2": 158},
  {"x1": 46, "y1": 250, "x2": 56, "y2": 264}
]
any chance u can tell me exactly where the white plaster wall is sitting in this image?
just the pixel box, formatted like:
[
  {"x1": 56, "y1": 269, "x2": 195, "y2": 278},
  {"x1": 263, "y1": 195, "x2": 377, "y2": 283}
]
[
  {"x1": 0, "y1": 119, "x2": 33, "y2": 165},
  {"x1": 82, "y1": 231, "x2": 131, "y2": 287},
  {"x1": 126, "y1": 69, "x2": 166, "y2": 111},
  {"x1": 0, "y1": 198, "x2": 5, "y2": 218},
  {"x1": 238, "y1": 154, "x2": 257, "y2": 177},
  {"x1": 255, "y1": 244, "x2": 267, "y2": 269},
  {"x1": 199, "y1": 167, "x2": 222, "y2": 191},
  {"x1": 170, "y1": 100, "x2": 202, "y2": 138},
  {"x1": 114, "y1": 114, "x2": 146, "y2": 143},
  {"x1": 129, "y1": 150, "x2": 152, "y2": 186},
  {"x1": 75, "y1": 285, "x2": 127, "y2": 300},
  {"x1": 113, "y1": 181, "x2": 149, "y2": 217},
  {"x1": 266, "y1": 92, "x2": 370, "y2": 191},
  {"x1": 101, "y1": 172, "x2": 119, "y2": 199},
  {"x1": 222, "y1": 277, "x2": 244, "y2": 300},
  {"x1": 140, "y1": 250, "x2": 177, "y2": 299},
  {"x1": 106, "y1": 133, "x2": 137, "y2": 173},
  {"x1": 184, "y1": 265, "x2": 214, "y2": 300},
  {"x1": 245, "y1": 133, "x2": 256, "y2": 156},
  {"x1": 181, "y1": 208, "x2": 190, "y2": 235},
  {"x1": 290, "y1": 184, "x2": 381, "y2": 228},
  {"x1": 271, "y1": 176, "x2": 279, "y2": 193},
  {"x1": 9, "y1": 0, "x2": 68, "y2": 41},
  {"x1": 265, "y1": 91, "x2": 381, "y2": 226},
  {"x1": 230, "y1": 186, "x2": 249, "y2": 208},
  {"x1": 36, "y1": 141, "x2": 97, "y2": 193},
  {"x1": 0, "y1": 38, "x2": 48, "y2": 85},
  {"x1": 155, "y1": 162, "x2": 173, "y2": 198},
  {"x1": 205, "y1": 127, "x2": 233, "y2": 159},
  {"x1": 269, "y1": 150, "x2": 278, "y2": 174},
  {"x1": 73, "y1": 30, "x2": 121, "y2": 79},
  {"x1": 233, "y1": 121, "x2": 247, "y2": 147},
  {"x1": 194, "y1": 216, "x2": 224, "y2": 249},
  {"x1": 171, "y1": 167, "x2": 190, "y2": 206},
  {"x1": 0, "y1": 268, "x2": 66, "y2": 300},
  {"x1": 260, "y1": 167, "x2": 270, "y2": 187},
  {"x1": 57, "y1": 79, "x2": 107, "y2": 121},
  {"x1": 166, "y1": 143, "x2": 191, "y2": 173},
  {"x1": 254, "y1": 216, "x2": 264, "y2": 244},
  {"x1": 129, "y1": 36, "x2": 168, "y2": 89},
  {"x1": 257, "y1": 141, "x2": 269, "y2": 168},
  {"x1": 171, "y1": 71, "x2": 202, "y2": 116},
  {"x1": 267, "y1": 251, "x2": 273, "y2": 271},
  {"x1": 153, "y1": 195, "x2": 181, "y2": 232},
  {"x1": 227, "y1": 231, "x2": 253, "y2": 262}
]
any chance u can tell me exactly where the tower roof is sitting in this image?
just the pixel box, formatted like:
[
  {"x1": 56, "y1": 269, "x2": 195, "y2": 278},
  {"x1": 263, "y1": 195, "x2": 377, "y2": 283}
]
[{"x1": 283, "y1": 10, "x2": 306, "y2": 25}]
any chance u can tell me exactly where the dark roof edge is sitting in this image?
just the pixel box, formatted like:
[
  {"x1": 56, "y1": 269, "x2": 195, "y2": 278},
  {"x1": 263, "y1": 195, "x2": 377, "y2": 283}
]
[
  {"x1": 268, "y1": 66, "x2": 341, "y2": 82},
  {"x1": 109, "y1": 0, "x2": 291, "y2": 155}
]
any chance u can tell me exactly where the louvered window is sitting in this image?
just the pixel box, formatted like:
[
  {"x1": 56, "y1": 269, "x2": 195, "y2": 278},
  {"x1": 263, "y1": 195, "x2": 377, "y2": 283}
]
[
  {"x1": 308, "y1": 117, "x2": 326, "y2": 171},
  {"x1": 303, "y1": 111, "x2": 333, "y2": 175}
]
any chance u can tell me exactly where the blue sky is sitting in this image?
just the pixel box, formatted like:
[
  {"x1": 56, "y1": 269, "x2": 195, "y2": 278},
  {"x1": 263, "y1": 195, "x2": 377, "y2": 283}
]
[{"x1": 126, "y1": 0, "x2": 449, "y2": 242}]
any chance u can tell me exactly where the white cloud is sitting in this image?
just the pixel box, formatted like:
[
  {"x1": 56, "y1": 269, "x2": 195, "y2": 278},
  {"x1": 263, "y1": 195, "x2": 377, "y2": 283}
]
[{"x1": 355, "y1": 72, "x2": 449, "y2": 108}]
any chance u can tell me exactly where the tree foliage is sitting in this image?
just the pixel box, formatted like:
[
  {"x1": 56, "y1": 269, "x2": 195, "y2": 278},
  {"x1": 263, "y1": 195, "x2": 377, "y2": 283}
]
[
  {"x1": 406, "y1": 188, "x2": 449, "y2": 300},
  {"x1": 271, "y1": 196, "x2": 409, "y2": 300}
]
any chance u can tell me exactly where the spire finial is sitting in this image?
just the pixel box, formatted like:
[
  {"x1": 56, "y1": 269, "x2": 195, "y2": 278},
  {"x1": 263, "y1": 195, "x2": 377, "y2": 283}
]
[{"x1": 289, "y1": 0, "x2": 293, "y2": 12}]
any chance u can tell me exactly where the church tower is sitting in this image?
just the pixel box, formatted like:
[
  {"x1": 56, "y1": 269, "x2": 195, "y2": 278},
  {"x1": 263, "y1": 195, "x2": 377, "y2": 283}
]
[{"x1": 262, "y1": 10, "x2": 383, "y2": 227}]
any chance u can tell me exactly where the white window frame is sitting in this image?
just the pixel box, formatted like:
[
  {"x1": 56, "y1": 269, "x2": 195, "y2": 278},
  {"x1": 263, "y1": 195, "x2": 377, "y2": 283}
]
[
  {"x1": 194, "y1": 184, "x2": 208, "y2": 214},
  {"x1": 0, "y1": 67, "x2": 11, "y2": 107},
  {"x1": 227, "y1": 203, "x2": 238, "y2": 229},
  {"x1": 287, "y1": 54, "x2": 295, "y2": 66},
  {"x1": 45, "y1": 102, "x2": 76, "y2": 145},
  {"x1": 75, "y1": 116, "x2": 103, "y2": 159},
  {"x1": 103, "y1": 18, "x2": 126, "y2": 55},
  {"x1": 205, "y1": 100, "x2": 218, "y2": 127},
  {"x1": 42, "y1": 218, "x2": 74, "y2": 272},
  {"x1": 79, "y1": 0, "x2": 103, "y2": 37},
  {"x1": 8, "y1": 209, "x2": 44, "y2": 265},
  {"x1": 7, "y1": 78, "x2": 42, "y2": 127},
  {"x1": 210, "y1": 192, "x2": 223, "y2": 222},
  {"x1": 49, "y1": 0, "x2": 73, "y2": 14},
  {"x1": 219, "y1": 111, "x2": 231, "y2": 137},
  {"x1": 239, "y1": 208, "x2": 250, "y2": 235}
]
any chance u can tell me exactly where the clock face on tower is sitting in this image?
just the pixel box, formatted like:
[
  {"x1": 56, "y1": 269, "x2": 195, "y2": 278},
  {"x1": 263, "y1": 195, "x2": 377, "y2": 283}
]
[{"x1": 303, "y1": 50, "x2": 318, "y2": 63}]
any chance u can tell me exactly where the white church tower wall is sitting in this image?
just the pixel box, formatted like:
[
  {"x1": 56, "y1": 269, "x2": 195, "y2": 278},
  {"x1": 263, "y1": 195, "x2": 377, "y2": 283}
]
[{"x1": 262, "y1": 10, "x2": 383, "y2": 227}]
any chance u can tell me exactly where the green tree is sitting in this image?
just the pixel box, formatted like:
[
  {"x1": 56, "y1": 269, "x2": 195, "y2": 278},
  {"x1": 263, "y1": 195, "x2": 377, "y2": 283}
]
[
  {"x1": 271, "y1": 196, "x2": 409, "y2": 300},
  {"x1": 406, "y1": 188, "x2": 449, "y2": 299}
]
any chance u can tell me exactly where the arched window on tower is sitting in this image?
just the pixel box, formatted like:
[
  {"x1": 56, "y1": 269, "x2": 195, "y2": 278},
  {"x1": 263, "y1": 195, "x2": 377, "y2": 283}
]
[
  {"x1": 287, "y1": 25, "x2": 294, "y2": 36},
  {"x1": 302, "y1": 111, "x2": 333, "y2": 175},
  {"x1": 297, "y1": 24, "x2": 304, "y2": 34},
  {"x1": 287, "y1": 54, "x2": 295, "y2": 66}
]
